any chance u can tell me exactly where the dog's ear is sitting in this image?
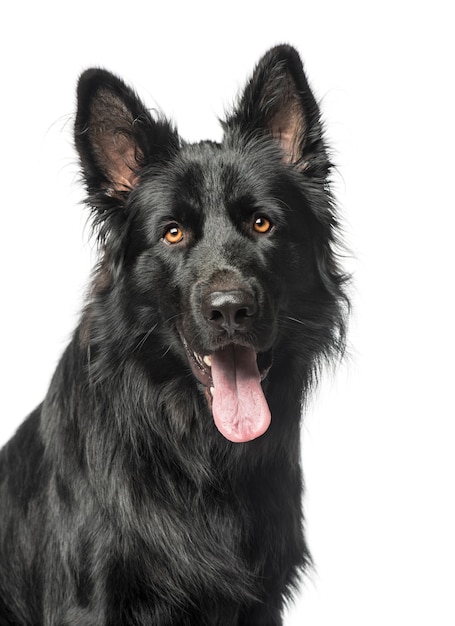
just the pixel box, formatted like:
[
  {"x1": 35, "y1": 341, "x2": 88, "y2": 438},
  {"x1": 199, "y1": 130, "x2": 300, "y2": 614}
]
[
  {"x1": 226, "y1": 45, "x2": 325, "y2": 169},
  {"x1": 75, "y1": 69, "x2": 178, "y2": 198}
]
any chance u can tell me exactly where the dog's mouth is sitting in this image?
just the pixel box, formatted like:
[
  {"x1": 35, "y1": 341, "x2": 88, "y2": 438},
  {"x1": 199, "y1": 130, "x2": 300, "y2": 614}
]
[{"x1": 180, "y1": 335, "x2": 273, "y2": 443}]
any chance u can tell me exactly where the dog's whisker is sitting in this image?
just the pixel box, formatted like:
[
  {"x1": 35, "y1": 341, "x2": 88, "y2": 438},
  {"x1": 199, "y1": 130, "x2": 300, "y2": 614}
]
[
  {"x1": 161, "y1": 345, "x2": 172, "y2": 359},
  {"x1": 281, "y1": 315, "x2": 326, "y2": 330},
  {"x1": 284, "y1": 315, "x2": 309, "y2": 326},
  {"x1": 133, "y1": 322, "x2": 159, "y2": 353}
]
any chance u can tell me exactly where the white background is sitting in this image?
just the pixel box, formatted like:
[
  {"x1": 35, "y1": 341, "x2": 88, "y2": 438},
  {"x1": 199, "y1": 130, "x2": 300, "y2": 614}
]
[{"x1": 1, "y1": 2, "x2": 454, "y2": 624}]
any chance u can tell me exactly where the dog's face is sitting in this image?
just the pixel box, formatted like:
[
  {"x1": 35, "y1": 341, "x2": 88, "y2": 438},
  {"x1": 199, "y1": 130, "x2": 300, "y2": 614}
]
[
  {"x1": 75, "y1": 47, "x2": 342, "y2": 442},
  {"x1": 132, "y1": 140, "x2": 283, "y2": 350},
  {"x1": 129, "y1": 140, "x2": 296, "y2": 442}
]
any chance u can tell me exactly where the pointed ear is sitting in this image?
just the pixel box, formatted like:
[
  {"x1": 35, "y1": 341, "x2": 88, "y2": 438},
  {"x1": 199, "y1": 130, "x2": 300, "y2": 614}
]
[
  {"x1": 226, "y1": 45, "x2": 325, "y2": 169},
  {"x1": 75, "y1": 69, "x2": 178, "y2": 197}
]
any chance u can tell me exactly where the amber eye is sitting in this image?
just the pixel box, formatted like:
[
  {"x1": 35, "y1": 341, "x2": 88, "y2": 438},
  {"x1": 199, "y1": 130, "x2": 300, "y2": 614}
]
[
  {"x1": 253, "y1": 215, "x2": 273, "y2": 234},
  {"x1": 163, "y1": 225, "x2": 184, "y2": 244}
]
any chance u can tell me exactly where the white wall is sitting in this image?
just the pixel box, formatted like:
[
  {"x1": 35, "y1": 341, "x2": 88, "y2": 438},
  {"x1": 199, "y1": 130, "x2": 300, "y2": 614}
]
[{"x1": 1, "y1": 2, "x2": 454, "y2": 623}]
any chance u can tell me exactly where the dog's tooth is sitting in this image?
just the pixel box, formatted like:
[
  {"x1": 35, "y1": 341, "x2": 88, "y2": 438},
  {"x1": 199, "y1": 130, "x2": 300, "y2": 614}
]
[
  {"x1": 203, "y1": 355, "x2": 212, "y2": 368},
  {"x1": 210, "y1": 387, "x2": 215, "y2": 397}
]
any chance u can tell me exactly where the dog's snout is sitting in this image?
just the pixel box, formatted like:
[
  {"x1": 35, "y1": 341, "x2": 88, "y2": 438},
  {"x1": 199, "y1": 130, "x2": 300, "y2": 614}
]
[{"x1": 202, "y1": 289, "x2": 257, "y2": 335}]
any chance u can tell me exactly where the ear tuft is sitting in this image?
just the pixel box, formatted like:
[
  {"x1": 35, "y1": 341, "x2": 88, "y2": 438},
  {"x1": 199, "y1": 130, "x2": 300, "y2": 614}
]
[
  {"x1": 265, "y1": 69, "x2": 307, "y2": 165},
  {"x1": 84, "y1": 85, "x2": 143, "y2": 192}
]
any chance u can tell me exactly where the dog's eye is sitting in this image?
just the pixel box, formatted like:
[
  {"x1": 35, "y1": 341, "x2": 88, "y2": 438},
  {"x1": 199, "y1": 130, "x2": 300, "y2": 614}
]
[
  {"x1": 163, "y1": 225, "x2": 184, "y2": 245},
  {"x1": 253, "y1": 215, "x2": 273, "y2": 235}
]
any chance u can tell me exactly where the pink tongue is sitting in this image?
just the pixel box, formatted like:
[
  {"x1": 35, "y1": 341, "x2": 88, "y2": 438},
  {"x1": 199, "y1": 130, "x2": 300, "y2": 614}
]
[{"x1": 210, "y1": 345, "x2": 271, "y2": 443}]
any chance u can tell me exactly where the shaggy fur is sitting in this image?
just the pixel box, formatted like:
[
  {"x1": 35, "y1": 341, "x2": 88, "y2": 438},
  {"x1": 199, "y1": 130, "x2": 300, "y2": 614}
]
[{"x1": 0, "y1": 45, "x2": 348, "y2": 625}]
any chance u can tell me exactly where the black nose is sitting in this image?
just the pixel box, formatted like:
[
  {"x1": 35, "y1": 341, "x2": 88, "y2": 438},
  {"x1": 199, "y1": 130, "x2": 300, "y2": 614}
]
[{"x1": 202, "y1": 289, "x2": 257, "y2": 335}]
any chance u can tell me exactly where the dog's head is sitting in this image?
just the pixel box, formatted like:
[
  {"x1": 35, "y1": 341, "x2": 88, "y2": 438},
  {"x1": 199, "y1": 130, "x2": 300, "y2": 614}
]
[{"x1": 75, "y1": 46, "x2": 348, "y2": 442}]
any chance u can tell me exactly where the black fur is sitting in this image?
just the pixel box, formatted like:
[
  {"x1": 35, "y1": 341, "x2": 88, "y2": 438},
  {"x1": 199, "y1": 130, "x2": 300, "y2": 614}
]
[{"x1": 0, "y1": 45, "x2": 348, "y2": 625}]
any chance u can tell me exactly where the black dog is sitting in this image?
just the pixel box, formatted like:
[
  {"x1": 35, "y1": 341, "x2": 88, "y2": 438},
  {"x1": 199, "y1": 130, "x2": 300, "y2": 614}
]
[{"x1": 0, "y1": 45, "x2": 348, "y2": 625}]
